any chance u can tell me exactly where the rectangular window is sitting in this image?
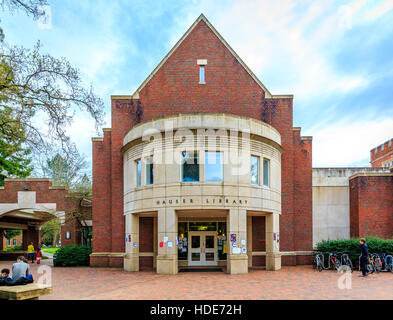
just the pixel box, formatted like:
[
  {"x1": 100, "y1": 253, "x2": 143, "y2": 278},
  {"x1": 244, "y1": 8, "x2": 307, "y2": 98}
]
[
  {"x1": 146, "y1": 157, "x2": 154, "y2": 185},
  {"x1": 263, "y1": 159, "x2": 270, "y2": 187},
  {"x1": 13, "y1": 239, "x2": 17, "y2": 246},
  {"x1": 199, "y1": 65, "x2": 205, "y2": 83},
  {"x1": 7, "y1": 239, "x2": 10, "y2": 246},
  {"x1": 205, "y1": 152, "x2": 223, "y2": 182},
  {"x1": 135, "y1": 159, "x2": 141, "y2": 188},
  {"x1": 251, "y1": 156, "x2": 259, "y2": 185},
  {"x1": 182, "y1": 151, "x2": 200, "y2": 182}
]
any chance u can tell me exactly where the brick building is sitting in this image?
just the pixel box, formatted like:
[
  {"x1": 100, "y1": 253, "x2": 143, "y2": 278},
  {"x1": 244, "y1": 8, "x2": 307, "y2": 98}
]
[
  {"x1": 2, "y1": 232, "x2": 22, "y2": 249},
  {"x1": 0, "y1": 179, "x2": 92, "y2": 260},
  {"x1": 370, "y1": 138, "x2": 393, "y2": 169},
  {"x1": 90, "y1": 14, "x2": 313, "y2": 274}
]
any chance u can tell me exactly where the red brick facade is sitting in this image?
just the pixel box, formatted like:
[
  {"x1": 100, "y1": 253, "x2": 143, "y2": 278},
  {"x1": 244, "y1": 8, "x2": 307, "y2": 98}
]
[
  {"x1": 0, "y1": 179, "x2": 91, "y2": 253},
  {"x1": 91, "y1": 15, "x2": 313, "y2": 268},
  {"x1": 350, "y1": 174, "x2": 393, "y2": 239},
  {"x1": 370, "y1": 138, "x2": 393, "y2": 168}
]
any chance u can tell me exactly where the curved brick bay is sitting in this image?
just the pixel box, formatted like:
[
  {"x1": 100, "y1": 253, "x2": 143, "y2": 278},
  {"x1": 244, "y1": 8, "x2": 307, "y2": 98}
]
[{"x1": 1, "y1": 260, "x2": 392, "y2": 300}]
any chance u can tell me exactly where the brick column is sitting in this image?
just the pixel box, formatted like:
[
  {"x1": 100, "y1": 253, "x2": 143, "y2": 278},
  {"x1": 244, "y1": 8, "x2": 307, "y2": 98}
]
[
  {"x1": 266, "y1": 212, "x2": 281, "y2": 270},
  {"x1": 227, "y1": 209, "x2": 248, "y2": 274},
  {"x1": 22, "y1": 226, "x2": 40, "y2": 251},
  {"x1": 156, "y1": 209, "x2": 178, "y2": 275},
  {"x1": 124, "y1": 213, "x2": 139, "y2": 272},
  {"x1": 0, "y1": 229, "x2": 4, "y2": 251}
]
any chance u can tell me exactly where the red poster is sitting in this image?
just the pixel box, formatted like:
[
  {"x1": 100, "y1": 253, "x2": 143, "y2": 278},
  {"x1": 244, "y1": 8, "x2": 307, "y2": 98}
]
[{"x1": 159, "y1": 242, "x2": 164, "y2": 248}]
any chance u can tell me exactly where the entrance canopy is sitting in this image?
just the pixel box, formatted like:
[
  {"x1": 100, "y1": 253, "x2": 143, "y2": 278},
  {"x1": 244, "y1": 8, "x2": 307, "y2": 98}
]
[{"x1": 0, "y1": 179, "x2": 69, "y2": 252}]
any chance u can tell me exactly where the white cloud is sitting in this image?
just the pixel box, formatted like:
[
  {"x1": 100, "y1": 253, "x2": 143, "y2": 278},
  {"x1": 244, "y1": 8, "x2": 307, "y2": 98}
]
[
  {"x1": 365, "y1": 0, "x2": 393, "y2": 21},
  {"x1": 306, "y1": 117, "x2": 393, "y2": 167},
  {"x1": 182, "y1": 0, "x2": 387, "y2": 100}
]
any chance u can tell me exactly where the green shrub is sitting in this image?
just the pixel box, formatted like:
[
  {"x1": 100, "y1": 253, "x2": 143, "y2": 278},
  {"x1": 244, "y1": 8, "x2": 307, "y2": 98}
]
[
  {"x1": 4, "y1": 245, "x2": 23, "y2": 252},
  {"x1": 54, "y1": 246, "x2": 92, "y2": 267},
  {"x1": 316, "y1": 237, "x2": 393, "y2": 267}
]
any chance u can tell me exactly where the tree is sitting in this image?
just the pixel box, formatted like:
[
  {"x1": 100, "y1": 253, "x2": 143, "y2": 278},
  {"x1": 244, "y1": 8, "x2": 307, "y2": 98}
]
[
  {"x1": 0, "y1": 42, "x2": 105, "y2": 156},
  {"x1": 3, "y1": 229, "x2": 21, "y2": 239},
  {"x1": 39, "y1": 150, "x2": 88, "y2": 189},
  {"x1": 38, "y1": 151, "x2": 92, "y2": 247},
  {"x1": 0, "y1": 0, "x2": 49, "y2": 41},
  {"x1": 40, "y1": 217, "x2": 60, "y2": 246}
]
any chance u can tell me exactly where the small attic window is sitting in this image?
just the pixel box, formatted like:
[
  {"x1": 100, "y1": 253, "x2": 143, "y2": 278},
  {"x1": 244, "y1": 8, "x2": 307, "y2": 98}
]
[
  {"x1": 197, "y1": 59, "x2": 207, "y2": 84},
  {"x1": 199, "y1": 66, "x2": 205, "y2": 83}
]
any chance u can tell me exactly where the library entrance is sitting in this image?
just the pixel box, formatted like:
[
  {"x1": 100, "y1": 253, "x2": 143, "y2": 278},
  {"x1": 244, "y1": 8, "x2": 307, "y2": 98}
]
[
  {"x1": 178, "y1": 220, "x2": 227, "y2": 269},
  {"x1": 188, "y1": 231, "x2": 217, "y2": 266}
]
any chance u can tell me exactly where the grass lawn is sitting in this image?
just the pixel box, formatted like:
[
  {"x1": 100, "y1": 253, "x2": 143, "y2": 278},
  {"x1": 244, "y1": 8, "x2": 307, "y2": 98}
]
[{"x1": 42, "y1": 248, "x2": 60, "y2": 254}]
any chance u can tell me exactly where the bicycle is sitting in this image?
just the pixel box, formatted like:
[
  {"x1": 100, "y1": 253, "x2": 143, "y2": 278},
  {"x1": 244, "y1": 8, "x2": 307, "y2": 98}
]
[
  {"x1": 377, "y1": 253, "x2": 393, "y2": 272},
  {"x1": 358, "y1": 255, "x2": 374, "y2": 274},
  {"x1": 369, "y1": 253, "x2": 382, "y2": 273},
  {"x1": 328, "y1": 253, "x2": 341, "y2": 271},
  {"x1": 313, "y1": 252, "x2": 324, "y2": 272},
  {"x1": 339, "y1": 252, "x2": 353, "y2": 272}
]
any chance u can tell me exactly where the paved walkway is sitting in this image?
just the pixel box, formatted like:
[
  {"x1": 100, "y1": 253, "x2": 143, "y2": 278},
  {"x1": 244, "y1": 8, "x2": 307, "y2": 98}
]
[{"x1": 1, "y1": 261, "x2": 392, "y2": 299}]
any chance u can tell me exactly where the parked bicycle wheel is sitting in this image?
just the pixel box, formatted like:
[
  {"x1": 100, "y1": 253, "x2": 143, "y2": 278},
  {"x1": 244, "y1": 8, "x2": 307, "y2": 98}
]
[
  {"x1": 374, "y1": 256, "x2": 382, "y2": 273},
  {"x1": 367, "y1": 261, "x2": 374, "y2": 274},
  {"x1": 346, "y1": 260, "x2": 353, "y2": 272}
]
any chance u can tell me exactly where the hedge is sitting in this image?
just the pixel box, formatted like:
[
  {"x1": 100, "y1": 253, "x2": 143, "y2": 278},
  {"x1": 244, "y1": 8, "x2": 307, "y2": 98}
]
[
  {"x1": 316, "y1": 238, "x2": 393, "y2": 267},
  {"x1": 54, "y1": 246, "x2": 92, "y2": 267}
]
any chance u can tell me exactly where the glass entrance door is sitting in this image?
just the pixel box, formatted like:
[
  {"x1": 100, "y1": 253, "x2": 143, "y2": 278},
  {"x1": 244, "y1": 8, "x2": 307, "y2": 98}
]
[{"x1": 188, "y1": 231, "x2": 217, "y2": 266}]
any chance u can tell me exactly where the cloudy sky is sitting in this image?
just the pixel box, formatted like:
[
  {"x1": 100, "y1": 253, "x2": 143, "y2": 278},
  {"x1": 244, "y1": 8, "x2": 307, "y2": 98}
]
[{"x1": 2, "y1": 0, "x2": 393, "y2": 171}]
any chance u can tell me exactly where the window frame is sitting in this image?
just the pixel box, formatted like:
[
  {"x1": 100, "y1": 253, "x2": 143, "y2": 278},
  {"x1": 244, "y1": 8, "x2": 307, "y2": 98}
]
[
  {"x1": 135, "y1": 159, "x2": 142, "y2": 188},
  {"x1": 145, "y1": 156, "x2": 154, "y2": 186},
  {"x1": 251, "y1": 155, "x2": 260, "y2": 185},
  {"x1": 199, "y1": 65, "x2": 205, "y2": 84},
  {"x1": 181, "y1": 151, "x2": 200, "y2": 182},
  {"x1": 204, "y1": 151, "x2": 224, "y2": 182},
  {"x1": 263, "y1": 158, "x2": 270, "y2": 187}
]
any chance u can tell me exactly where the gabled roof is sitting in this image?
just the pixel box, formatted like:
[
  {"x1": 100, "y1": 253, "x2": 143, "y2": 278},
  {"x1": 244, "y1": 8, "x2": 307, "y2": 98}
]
[{"x1": 131, "y1": 13, "x2": 274, "y2": 99}]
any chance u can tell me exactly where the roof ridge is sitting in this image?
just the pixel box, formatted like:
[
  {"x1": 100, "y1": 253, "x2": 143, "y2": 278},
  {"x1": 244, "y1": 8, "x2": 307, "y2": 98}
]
[{"x1": 131, "y1": 13, "x2": 273, "y2": 99}]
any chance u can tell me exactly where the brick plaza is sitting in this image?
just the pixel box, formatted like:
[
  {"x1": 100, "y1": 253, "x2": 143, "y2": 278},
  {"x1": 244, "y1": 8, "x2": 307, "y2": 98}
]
[{"x1": 2, "y1": 260, "x2": 392, "y2": 300}]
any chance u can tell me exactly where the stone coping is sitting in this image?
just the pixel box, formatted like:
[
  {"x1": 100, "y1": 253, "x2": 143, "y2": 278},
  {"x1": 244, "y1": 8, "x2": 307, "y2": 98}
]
[
  {"x1": 252, "y1": 251, "x2": 313, "y2": 256},
  {"x1": 90, "y1": 252, "x2": 126, "y2": 258},
  {"x1": 0, "y1": 284, "x2": 52, "y2": 300},
  {"x1": 123, "y1": 113, "x2": 282, "y2": 149},
  {"x1": 349, "y1": 172, "x2": 393, "y2": 179}
]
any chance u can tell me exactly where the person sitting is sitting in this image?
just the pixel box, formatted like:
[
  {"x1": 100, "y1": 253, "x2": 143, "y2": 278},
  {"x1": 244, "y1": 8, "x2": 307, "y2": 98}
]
[
  {"x1": 12, "y1": 256, "x2": 31, "y2": 280},
  {"x1": 1, "y1": 267, "x2": 33, "y2": 286},
  {"x1": 0, "y1": 268, "x2": 12, "y2": 286}
]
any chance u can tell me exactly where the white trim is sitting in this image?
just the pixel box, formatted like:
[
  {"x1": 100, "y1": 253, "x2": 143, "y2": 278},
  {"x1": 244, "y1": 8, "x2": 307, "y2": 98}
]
[{"x1": 197, "y1": 59, "x2": 207, "y2": 65}]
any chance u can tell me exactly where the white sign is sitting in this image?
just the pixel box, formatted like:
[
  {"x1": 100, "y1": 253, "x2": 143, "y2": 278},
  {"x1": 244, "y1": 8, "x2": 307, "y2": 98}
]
[
  {"x1": 232, "y1": 247, "x2": 241, "y2": 254},
  {"x1": 241, "y1": 239, "x2": 246, "y2": 246},
  {"x1": 167, "y1": 241, "x2": 173, "y2": 248},
  {"x1": 163, "y1": 237, "x2": 168, "y2": 243}
]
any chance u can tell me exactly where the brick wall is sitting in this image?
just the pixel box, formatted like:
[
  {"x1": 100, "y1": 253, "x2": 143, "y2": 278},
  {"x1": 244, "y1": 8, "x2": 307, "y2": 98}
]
[
  {"x1": 91, "y1": 18, "x2": 314, "y2": 266},
  {"x1": 350, "y1": 175, "x2": 393, "y2": 238},
  {"x1": 370, "y1": 138, "x2": 393, "y2": 167},
  {"x1": 0, "y1": 180, "x2": 91, "y2": 251}
]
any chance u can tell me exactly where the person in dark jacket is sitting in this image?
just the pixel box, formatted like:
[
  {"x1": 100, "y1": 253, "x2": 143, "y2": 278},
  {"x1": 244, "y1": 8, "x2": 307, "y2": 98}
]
[
  {"x1": 359, "y1": 238, "x2": 369, "y2": 277},
  {"x1": 1, "y1": 268, "x2": 33, "y2": 286}
]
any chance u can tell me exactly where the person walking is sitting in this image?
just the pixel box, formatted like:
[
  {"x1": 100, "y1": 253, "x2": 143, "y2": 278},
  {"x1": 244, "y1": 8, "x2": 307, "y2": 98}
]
[
  {"x1": 36, "y1": 247, "x2": 42, "y2": 264},
  {"x1": 27, "y1": 242, "x2": 35, "y2": 263},
  {"x1": 359, "y1": 238, "x2": 369, "y2": 277}
]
